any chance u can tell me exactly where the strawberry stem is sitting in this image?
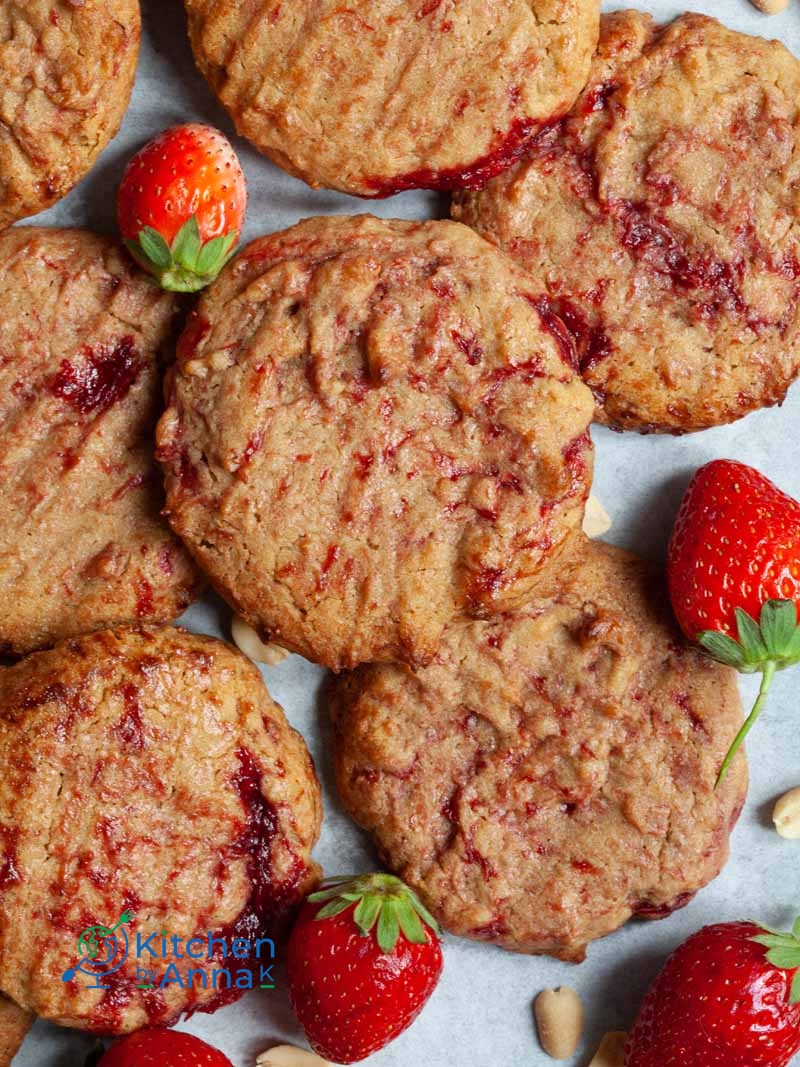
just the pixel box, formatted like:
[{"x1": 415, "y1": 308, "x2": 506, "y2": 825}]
[{"x1": 717, "y1": 659, "x2": 777, "y2": 786}]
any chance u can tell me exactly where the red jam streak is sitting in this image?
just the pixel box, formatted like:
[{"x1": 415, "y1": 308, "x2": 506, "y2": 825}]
[
  {"x1": 51, "y1": 336, "x2": 143, "y2": 415},
  {"x1": 363, "y1": 117, "x2": 542, "y2": 196},
  {"x1": 195, "y1": 747, "x2": 305, "y2": 1016}
]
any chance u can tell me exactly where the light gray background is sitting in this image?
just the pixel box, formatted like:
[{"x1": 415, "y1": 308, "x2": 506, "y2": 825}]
[{"x1": 16, "y1": 2, "x2": 800, "y2": 1064}]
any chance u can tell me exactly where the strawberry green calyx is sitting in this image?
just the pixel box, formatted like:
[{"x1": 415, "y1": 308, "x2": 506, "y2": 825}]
[
  {"x1": 125, "y1": 217, "x2": 238, "y2": 294},
  {"x1": 308, "y1": 873, "x2": 441, "y2": 954},
  {"x1": 751, "y1": 918, "x2": 800, "y2": 1005},
  {"x1": 699, "y1": 600, "x2": 800, "y2": 787}
]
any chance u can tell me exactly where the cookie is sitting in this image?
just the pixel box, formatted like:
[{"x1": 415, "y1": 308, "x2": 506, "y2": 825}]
[
  {"x1": 183, "y1": 0, "x2": 599, "y2": 197},
  {"x1": 0, "y1": 0, "x2": 140, "y2": 229},
  {"x1": 332, "y1": 540, "x2": 747, "y2": 960},
  {"x1": 454, "y1": 12, "x2": 800, "y2": 433},
  {"x1": 157, "y1": 215, "x2": 595, "y2": 670},
  {"x1": 0, "y1": 995, "x2": 33, "y2": 1064},
  {"x1": 0, "y1": 228, "x2": 204, "y2": 657},
  {"x1": 0, "y1": 626, "x2": 321, "y2": 1034}
]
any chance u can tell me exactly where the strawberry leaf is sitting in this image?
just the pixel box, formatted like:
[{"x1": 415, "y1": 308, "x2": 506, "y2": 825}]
[
  {"x1": 766, "y1": 947, "x2": 800, "y2": 970},
  {"x1": 138, "y1": 227, "x2": 172, "y2": 271},
  {"x1": 353, "y1": 894, "x2": 381, "y2": 935},
  {"x1": 196, "y1": 233, "x2": 237, "y2": 277},
  {"x1": 310, "y1": 872, "x2": 442, "y2": 953},
  {"x1": 698, "y1": 630, "x2": 746, "y2": 670},
  {"x1": 792, "y1": 969, "x2": 800, "y2": 1006},
  {"x1": 735, "y1": 608, "x2": 769, "y2": 663},
  {"x1": 760, "y1": 600, "x2": 798, "y2": 659},
  {"x1": 395, "y1": 897, "x2": 427, "y2": 945},
  {"x1": 172, "y1": 217, "x2": 202, "y2": 271},
  {"x1": 314, "y1": 898, "x2": 353, "y2": 921},
  {"x1": 377, "y1": 900, "x2": 400, "y2": 953}
]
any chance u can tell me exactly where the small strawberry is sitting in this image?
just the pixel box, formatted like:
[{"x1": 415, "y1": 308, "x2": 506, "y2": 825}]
[
  {"x1": 96, "y1": 1029, "x2": 232, "y2": 1066},
  {"x1": 667, "y1": 459, "x2": 800, "y2": 783},
  {"x1": 286, "y1": 873, "x2": 444, "y2": 1064},
  {"x1": 626, "y1": 918, "x2": 800, "y2": 1067},
  {"x1": 117, "y1": 124, "x2": 247, "y2": 293}
]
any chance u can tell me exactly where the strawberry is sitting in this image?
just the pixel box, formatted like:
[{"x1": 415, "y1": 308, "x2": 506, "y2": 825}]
[
  {"x1": 626, "y1": 918, "x2": 800, "y2": 1067},
  {"x1": 667, "y1": 459, "x2": 800, "y2": 783},
  {"x1": 96, "y1": 1029, "x2": 232, "y2": 1066},
  {"x1": 286, "y1": 873, "x2": 444, "y2": 1064},
  {"x1": 117, "y1": 124, "x2": 247, "y2": 293}
]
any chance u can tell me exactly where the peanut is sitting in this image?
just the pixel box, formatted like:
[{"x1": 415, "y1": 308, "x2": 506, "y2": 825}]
[
  {"x1": 583, "y1": 495, "x2": 612, "y2": 539},
  {"x1": 534, "y1": 986, "x2": 584, "y2": 1059},
  {"x1": 256, "y1": 1046, "x2": 332, "y2": 1067},
  {"x1": 588, "y1": 1031, "x2": 627, "y2": 1067},
  {"x1": 773, "y1": 787, "x2": 800, "y2": 839},
  {"x1": 231, "y1": 615, "x2": 290, "y2": 666},
  {"x1": 749, "y1": 0, "x2": 789, "y2": 13}
]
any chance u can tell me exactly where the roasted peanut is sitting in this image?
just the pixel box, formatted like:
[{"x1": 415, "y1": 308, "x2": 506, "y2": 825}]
[
  {"x1": 588, "y1": 1031, "x2": 627, "y2": 1067},
  {"x1": 256, "y1": 1046, "x2": 332, "y2": 1067},
  {"x1": 749, "y1": 0, "x2": 789, "y2": 13},
  {"x1": 773, "y1": 787, "x2": 800, "y2": 839},
  {"x1": 583, "y1": 495, "x2": 612, "y2": 538},
  {"x1": 231, "y1": 615, "x2": 290, "y2": 666},
  {"x1": 534, "y1": 986, "x2": 584, "y2": 1059}
]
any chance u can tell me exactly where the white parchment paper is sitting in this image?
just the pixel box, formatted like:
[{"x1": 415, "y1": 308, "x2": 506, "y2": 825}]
[{"x1": 16, "y1": 2, "x2": 800, "y2": 1064}]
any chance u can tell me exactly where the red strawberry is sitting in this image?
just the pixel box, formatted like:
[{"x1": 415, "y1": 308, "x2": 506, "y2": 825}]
[
  {"x1": 286, "y1": 873, "x2": 444, "y2": 1063},
  {"x1": 96, "y1": 1029, "x2": 232, "y2": 1066},
  {"x1": 117, "y1": 124, "x2": 247, "y2": 293},
  {"x1": 626, "y1": 918, "x2": 800, "y2": 1067},
  {"x1": 667, "y1": 459, "x2": 800, "y2": 782}
]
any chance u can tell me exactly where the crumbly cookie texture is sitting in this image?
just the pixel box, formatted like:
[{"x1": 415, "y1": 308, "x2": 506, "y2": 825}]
[
  {"x1": 0, "y1": 228, "x2": 204, "y2": 657},
  {"x1": 183, "y1": 0, "x2": 599, "y2": 197},
  {"x1": 157, "y1": 215, "x2": 595, "y2": 670},
  {"x1": 332, "y1": 540, "x2": 747, "y2": 960},
  {"x1": 455, "y1": 12, "x2": 800, "y2": 433},
  {"x1": 0, "y1": 626, "x2": 321, "y2": 1034},
  {"x1": 0, "y1": 994, "x2": 33, "y2": 1063},
  {"x1": 0, "y1": 0, "x2": 140, "y2": 229}
]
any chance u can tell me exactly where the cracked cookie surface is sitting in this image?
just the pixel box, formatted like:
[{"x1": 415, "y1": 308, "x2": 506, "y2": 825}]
[
  {"x1": 157, "y1": 215, "x2": 595, "y2": 670},
  {"x1": 0, "y1": 626, "x2": 321, "y2": 1033},
  {"x1": 0, "y1": 0, "x2": 140, "y2": 229},
  {"x1": 0, "y1": 228, "x2": 204, "y2": 657},
  {"x1": 454, "y1": 12, "x2": 800, "y2": 432},
  {"x1": 183, "y1": 0, "x2": 599, "y2": 197},
  {"x1": 332, "y1": 539, "x2": 747, "y2": 960}
]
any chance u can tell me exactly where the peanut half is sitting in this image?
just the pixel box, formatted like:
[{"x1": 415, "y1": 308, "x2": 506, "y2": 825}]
[
  {"x1": 588, "y1": 1031, "x2": 627, "y2": 1067},
  {"x1": 749, "y1": 0, "x2": 789, "y2": 13},
  {"x1": 256, "y1": 1046, "x2": 332, "y2": 1067},
  {"x1": 583, "y1": 495, "x2": 612, "y2": 539},
  {"x1": 231, "y1": 615, "x2": 290, "y2": 666},
  {"x1": 534, "y1": 986, "x2": 584, "y2": 1059},
  {"x1": 773, "y1": 787, "x2": 800, "y2": 839}
]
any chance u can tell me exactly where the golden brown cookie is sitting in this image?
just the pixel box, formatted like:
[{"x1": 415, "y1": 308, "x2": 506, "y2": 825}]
[
  {"x1": 157, "y1": 215, "x2": 595, "y2": 670},
  {"x1": 0, "y1": 228, "x2": 204, "y2": 657},
  {"x1": 0, "y1": 995, "x2": 33, "y2": 1065},
  {"x1": 332, "y1": 540, "x2": 747, "y2": 961},
  {"x1": 183, "y1": 0, "x2": 599, "y2": 197},
  {"x1": 0, "y1": 626, "x2": 321, "y2": 1034},
  {"x1": 0, "y1": 0, "x2": 140, "y2": 229},
  {"x1": 454, "y1": 12, "x2": 800, "y2": 433}
]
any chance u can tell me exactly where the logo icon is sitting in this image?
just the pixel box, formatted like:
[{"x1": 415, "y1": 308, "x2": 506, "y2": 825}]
[{"x1": 61, "y1": 910, "x2": 134, "y2": 989}]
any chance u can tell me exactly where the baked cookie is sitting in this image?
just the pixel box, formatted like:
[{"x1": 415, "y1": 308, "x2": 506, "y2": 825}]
[
  {"x1": 0, "y1": 228, "x2": 204, "y2": 658},
  {"x1": 454, "y1": 12, "x2": 800, "y2": 433},
  {"x1": 332, "y1": 540, "x2": 747, "y2": 960},
  {"x1": 183, "y1": 0, "x2": 600, "y2": 197},
  {"x1": 0, "y1": 995, "x2": 33, "y2": 1063},
  {"x1": 0, "y1": 0, "x2": 140, "y2": 229},
  {"x1": 157, "y1": 215, "x2": 595, "y2": 670},
  {"x1": 0, "y1": 626, "x2": 321, "y2": 1034}
]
